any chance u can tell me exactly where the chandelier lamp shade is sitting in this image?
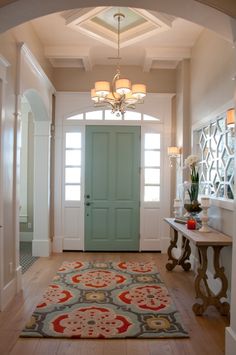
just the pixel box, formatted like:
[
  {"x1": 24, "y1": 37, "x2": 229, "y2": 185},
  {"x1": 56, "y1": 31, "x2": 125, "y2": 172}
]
[{"x1": 91, "y1": 12, "x2": 147, "y2": 116}]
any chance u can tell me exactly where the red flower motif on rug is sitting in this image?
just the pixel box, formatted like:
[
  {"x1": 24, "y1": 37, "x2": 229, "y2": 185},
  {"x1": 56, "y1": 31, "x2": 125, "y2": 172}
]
[
  {"x1": 58, "y1": 261, "x2": 85, "y2": 273},
  {"x1": 51, "y1": 306, "x2": 132, "y2": 338},
  {"x1": 71, "y1": 270, "x2": 127, "y2": 288},
  {"x1": 118, "y1": 285, "x2": 170, "y2": 311},
  {"x1": 117, "y1": 261, "x2": 154, "y2": 273},
  {"x1": 37, "y1": 285, "x2": 74, "y2": 309}
]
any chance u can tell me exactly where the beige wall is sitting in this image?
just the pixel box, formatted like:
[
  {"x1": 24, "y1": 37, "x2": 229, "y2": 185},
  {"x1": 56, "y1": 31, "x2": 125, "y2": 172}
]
[
  {"x1": 53, "y1": 66, "x2": 176, "y2": 93},
  {"x1": 175, "y1": 59, "x2": 191, "y2": 184},
  {"x1": 191, "y1": 28, "x2": 236, "y2": 124},
  {"x1": 11, "y1": 22, "x2": 53, "y2": 83}
]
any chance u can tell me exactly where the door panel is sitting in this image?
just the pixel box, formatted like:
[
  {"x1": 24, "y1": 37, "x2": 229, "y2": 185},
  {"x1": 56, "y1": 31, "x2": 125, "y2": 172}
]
[
  {"x1": 115, "y1": 208, "x2": 133, "y2": 239},
  {"x1": 85, "y1": 126, "x2": 140, "y2": 251},
  {"x1": 91, "y1": 132, "x2": 109, "y2": 200},
  {"x1": 91, "y1": 208, "x2": 109, "y2": 239}
]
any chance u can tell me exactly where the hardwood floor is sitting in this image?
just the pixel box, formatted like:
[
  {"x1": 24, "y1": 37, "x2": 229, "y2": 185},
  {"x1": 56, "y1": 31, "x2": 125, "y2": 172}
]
[{"x1": 0, "y1": 252, "x2": 229, "y2": 355}]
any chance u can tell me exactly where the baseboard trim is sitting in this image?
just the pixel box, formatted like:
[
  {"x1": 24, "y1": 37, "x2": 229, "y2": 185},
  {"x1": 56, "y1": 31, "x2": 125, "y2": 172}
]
[
  {"x1": 53, "y1": 236, "x2": 63, "y2": 253},
  {"x1": 140, "y1": 240, "x2": 161, "y2": 251},
  {"x1": 226, "y1": 327, "x2": 236, "y2": 355},
  {"x1": 63, "y1": 238, "x2": 83, "y2": 251},
  {"x1": 32, "y1": 239, "x2": 51, "y2": 257}
]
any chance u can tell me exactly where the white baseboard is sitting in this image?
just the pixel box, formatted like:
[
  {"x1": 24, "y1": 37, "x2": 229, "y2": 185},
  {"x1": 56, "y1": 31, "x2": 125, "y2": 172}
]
[
  {"x1": 226, "y1": 327, "x2": 236, "y2": 355},
  {"x1": 63, "y1": 238, "x2": 83, "y2": 251},
  {"x1": 140, "y1": 239, "x2": 161, "y2": 251},
  {"x1": 20, "y1": 232, "x2": 33, "y2": 242},
  {"x1": 53, "y1": 236, "x2": 63, "y2": 253},
  {"x1": 32, "y1": 239, "x2": 51, "y2": 257}
]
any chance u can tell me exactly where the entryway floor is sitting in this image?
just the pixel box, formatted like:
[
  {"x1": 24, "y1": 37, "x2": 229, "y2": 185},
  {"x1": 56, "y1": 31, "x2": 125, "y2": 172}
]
[{"x1": 20, "y1": 242, "x2": 39, "y2": 273}]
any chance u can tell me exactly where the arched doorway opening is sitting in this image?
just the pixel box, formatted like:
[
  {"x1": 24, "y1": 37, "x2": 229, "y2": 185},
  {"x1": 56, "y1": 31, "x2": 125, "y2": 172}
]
[{"x1": 21, "y1": 89, "x2": 51, "y2": 257}]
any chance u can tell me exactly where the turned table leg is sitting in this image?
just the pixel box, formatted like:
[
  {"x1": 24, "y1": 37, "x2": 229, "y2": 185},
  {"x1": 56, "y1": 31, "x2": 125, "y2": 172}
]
[
  {"x1": 166, "y1": 231, "x2": 191, "y2": 271},
  {"x1": 192, "y1": 245, "x2": 230, "y2": 316},
  {"x1": 166, "y1": 229, "x2": 178, "y2": 271}
]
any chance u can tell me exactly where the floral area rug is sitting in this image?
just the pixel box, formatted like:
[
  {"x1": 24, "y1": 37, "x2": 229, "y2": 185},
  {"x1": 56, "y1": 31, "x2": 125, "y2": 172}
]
[{"x1": 20, "y1": 261, "x2": 188, "y2": 339}]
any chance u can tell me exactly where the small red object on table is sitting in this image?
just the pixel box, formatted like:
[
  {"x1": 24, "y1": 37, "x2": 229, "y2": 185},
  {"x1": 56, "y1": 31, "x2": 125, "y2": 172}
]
[{"x1": 187, "y1": 218, "x2": 196, "y2": 230}]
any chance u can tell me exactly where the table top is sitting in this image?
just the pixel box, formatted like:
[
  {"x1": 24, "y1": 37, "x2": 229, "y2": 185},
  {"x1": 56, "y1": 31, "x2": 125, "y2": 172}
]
[{"x1": 164, "y1": 218, "x2": 232, "y2": 246}]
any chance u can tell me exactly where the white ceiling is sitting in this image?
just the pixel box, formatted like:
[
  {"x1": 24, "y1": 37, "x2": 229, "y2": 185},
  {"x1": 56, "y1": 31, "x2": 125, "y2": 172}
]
[{"x1": 30, "y1": 7, "x2": 203, "y2": 71}]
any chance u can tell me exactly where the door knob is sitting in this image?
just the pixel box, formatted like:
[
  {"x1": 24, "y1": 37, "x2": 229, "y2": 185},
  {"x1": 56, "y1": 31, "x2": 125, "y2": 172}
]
[{"x1": 86, "y1": 202, "x2": 90, "y2": 206}]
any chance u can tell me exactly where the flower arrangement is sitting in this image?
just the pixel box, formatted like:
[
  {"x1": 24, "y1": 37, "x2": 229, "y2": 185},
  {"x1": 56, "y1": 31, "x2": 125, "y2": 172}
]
[{"x1": 184, "y1": 154, "x2": 201, "y2": 213}]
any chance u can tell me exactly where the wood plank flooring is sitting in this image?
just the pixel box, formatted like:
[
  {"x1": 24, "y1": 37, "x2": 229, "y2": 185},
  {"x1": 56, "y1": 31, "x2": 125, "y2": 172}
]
[{"x1": 0, "y1": 252, "x2": 229, "y2": 355}]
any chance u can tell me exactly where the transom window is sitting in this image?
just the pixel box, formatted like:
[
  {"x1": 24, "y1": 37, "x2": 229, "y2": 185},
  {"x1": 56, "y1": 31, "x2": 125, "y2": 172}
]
[
  {"x1": 197, "y1": 113, "x2": 234, "y2": 200},
  {"x1": 64, "y1": 132, "x2": 82, "y2": 201},
  {"x1": 66, "y1": 110, "x2": 160, "y2": 121}
]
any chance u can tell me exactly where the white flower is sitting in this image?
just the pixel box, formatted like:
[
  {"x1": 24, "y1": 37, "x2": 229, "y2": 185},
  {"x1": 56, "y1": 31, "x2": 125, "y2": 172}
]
[{"x1": 184, "y1": 155, "x2": 199, "y2": 168}]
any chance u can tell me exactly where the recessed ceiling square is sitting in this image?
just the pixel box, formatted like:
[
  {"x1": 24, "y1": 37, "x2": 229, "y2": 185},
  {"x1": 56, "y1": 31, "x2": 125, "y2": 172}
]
[
  {"x1": 91, "y1": 7, "x2": 147, "y2": 33},
  {"x1": 65, "y1": 7, "x2": 174, "y2": 48}
]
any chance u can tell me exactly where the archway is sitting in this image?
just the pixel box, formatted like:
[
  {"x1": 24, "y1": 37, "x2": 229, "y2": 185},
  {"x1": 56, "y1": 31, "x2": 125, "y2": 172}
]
[
  {"x1": 22, "y1": 89, "x2": 51, "y2": 257},
  {"x1": 0, "y1": 0, "x2": 235, "y2": 42},
  {"x1": 0, "y1": 1, "x2": 235, "y2": 354}
]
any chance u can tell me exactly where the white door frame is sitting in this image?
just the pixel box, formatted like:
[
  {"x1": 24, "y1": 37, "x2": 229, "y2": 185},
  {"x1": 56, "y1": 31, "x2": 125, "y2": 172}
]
[
  {"x1": 0, "y1": 55, "x2": 10, "y2": 310},
  {"x1": 54, "y1": 92, "x2": 173, "y2": 253},
  {"x1": 16, "y1": 43, "x2": 55, "y2": 257}
]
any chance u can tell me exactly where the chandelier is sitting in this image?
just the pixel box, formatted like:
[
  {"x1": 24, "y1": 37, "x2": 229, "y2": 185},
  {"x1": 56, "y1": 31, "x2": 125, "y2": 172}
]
[{"x1": 91, "y1": 12, "x2": 146, "y2": 116}]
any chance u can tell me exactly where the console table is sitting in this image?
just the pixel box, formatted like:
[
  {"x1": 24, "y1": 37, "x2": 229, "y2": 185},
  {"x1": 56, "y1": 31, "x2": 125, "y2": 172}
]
[{"x1": 164, "y1": 218, "x2": 232, "y2": 316}]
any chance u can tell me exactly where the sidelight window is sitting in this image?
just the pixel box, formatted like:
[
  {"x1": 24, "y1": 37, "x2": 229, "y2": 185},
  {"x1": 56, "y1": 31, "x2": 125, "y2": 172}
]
[
  {"x1": 65, "y1": 132, "x2": 82, "y2": 201},
  {"x1": 143, "y1": 133, "x2": 161, "y2": 202}
]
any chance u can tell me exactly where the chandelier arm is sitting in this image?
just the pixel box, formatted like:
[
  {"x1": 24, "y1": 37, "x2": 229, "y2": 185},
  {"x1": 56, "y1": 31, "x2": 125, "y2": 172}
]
[
  {"x1": 111, "y1": 71, "x2": 120, "y2": 99},
  {"x1": 91, "y1": 12, "x2": 146, "y2": 116}
]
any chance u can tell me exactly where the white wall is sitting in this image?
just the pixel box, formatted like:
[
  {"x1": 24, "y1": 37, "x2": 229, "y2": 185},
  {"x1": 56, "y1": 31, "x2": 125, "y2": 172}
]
[{"x1": 191, "y1": 29, "x2": 236, "y2": 124}]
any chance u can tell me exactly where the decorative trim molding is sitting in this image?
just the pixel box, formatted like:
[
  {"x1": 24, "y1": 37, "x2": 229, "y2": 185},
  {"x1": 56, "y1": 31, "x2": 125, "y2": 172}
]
[
  {"x1": 45, "y1": 46, "x2": 92, "y2": 71},
  {"x1": 18, "y1": 42, "x2": 55, "y2": 93},
  {"x1": 144, "y1": 47, "x2": 191, "y2": 72},
  {"x1": 0, "y1": 54, "x2": 10, "y2": 82}
]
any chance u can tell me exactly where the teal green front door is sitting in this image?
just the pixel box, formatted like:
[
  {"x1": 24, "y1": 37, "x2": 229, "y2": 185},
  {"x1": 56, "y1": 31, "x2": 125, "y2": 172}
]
[{"x1": 85, "y1": 126, "x2": 140, "y2": 251}]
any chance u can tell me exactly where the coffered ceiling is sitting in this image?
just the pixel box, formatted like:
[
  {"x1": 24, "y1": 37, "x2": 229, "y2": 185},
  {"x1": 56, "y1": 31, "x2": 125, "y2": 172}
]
[{"x1": 30, "y1": 6, "x2": 203, "y2": 72}]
